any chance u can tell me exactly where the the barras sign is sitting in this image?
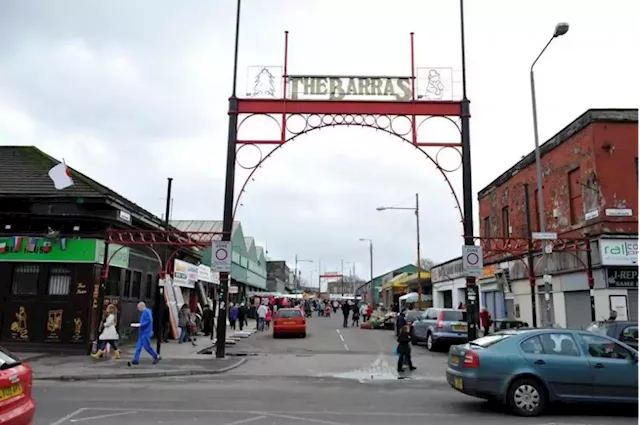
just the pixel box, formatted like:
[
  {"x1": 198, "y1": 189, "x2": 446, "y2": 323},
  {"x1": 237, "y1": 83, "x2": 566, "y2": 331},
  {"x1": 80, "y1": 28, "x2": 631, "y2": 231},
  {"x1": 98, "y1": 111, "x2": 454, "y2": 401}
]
[{"x1": 289, "y1": 76, "x2": 412, "y2": 101}]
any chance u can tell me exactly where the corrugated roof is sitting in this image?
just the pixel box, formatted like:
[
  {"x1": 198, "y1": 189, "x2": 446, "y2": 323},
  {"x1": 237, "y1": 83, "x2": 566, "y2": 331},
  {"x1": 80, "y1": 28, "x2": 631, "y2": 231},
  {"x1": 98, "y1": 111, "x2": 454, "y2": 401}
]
[
  {"x1": 170, "y1": 220, "x2": 241, "y2": 240},
  {"x1": 244, "y1": 237, "x2": 255, "y2": 251}
]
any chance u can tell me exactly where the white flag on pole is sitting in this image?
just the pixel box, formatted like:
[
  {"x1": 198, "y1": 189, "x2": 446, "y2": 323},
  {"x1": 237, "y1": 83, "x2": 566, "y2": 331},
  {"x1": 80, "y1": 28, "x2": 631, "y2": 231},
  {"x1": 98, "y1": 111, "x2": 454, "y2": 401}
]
[{"x1": 48, "y1": 159, "x2": 74, "y2": 190}]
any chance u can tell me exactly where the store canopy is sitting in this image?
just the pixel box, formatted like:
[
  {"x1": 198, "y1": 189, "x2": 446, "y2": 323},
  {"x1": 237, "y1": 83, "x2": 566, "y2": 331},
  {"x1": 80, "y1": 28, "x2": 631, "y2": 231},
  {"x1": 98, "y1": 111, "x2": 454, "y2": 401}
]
[
  {"x1": 382, "y1": 272, "x2": 411, "y2": 290},
  {"x1": 399, "y1": 292, "x2": 429, "y2": 303}
]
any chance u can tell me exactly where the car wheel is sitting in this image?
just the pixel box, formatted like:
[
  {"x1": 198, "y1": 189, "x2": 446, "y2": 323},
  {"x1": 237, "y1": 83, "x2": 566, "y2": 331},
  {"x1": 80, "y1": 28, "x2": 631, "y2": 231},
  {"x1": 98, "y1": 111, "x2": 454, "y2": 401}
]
[
  {"x1": 410, "y1": 328, "x2": 418, "y2": 345},
  {"x1": 426, "y1": 333, "x2": 437, "y2": 351},
  {"x1": 273, "y1": 333, "x2": 279, "y2": 339},
  {"x1": 507, "y1": 378, "x2": 547, "y2": 417}
]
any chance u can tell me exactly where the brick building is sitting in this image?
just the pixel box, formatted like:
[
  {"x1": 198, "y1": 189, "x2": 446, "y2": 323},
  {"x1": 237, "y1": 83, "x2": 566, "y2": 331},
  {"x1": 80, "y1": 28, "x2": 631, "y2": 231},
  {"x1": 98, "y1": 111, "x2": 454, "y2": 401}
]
[{"x1": 475, "y1": 109, "x2": 638, "y2": 328}]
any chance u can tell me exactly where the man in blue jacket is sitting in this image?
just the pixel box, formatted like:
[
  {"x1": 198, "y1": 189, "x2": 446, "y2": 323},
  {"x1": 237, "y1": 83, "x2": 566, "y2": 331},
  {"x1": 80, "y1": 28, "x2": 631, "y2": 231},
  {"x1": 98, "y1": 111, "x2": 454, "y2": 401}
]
[{"x1": 128, "y1": 302, "x2": 161, "y2": 366}]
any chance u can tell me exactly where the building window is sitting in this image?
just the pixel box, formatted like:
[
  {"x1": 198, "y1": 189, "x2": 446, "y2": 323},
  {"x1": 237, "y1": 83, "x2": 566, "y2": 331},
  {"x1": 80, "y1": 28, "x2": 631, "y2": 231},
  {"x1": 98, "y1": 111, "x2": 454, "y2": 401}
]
[
  {"x1": 483, "y1": 217, "x2": 490, "y2": 237},
  {"x1": 568, "y1": 167, "x2": 582, "y2": 224},
  {"x1": 131, "y1": 271, "x2": 142, "y2": 299},
  {"x1": 11, "y1": 265, "x2": 40, "y2": 295},
  {"x1": 123, "y1": 270, "x2": 132, "y2": 298},
  {"x1": 502, "y1": 206, "x2": 510, "y2": 237},
  {"x1": 145, "y1": 274, "x2": 154, "y2": 299},
  {"x1": 105, "y1": 267, "x2": 122, "y2": 296},
  {"x1": 533, "y1": 189, "x2": 540, "y2": 232},
  {"x1": 47, "y1": 267, "x2": 71, "y2": 296}
]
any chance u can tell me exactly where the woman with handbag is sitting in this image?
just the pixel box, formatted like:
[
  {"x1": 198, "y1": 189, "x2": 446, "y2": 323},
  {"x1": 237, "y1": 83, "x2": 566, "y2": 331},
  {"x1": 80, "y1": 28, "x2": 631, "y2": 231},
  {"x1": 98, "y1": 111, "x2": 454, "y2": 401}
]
[{"x1": 91, "y1": 304, "x2": 120, "y2": 360}]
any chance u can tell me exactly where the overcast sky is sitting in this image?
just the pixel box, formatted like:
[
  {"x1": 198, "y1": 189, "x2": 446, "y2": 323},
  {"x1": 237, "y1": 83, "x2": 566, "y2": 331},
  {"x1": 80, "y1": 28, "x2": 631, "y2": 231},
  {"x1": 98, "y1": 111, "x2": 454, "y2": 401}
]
[{"x1": 0, "y1": 0, "x2": 637, "y2": 289}]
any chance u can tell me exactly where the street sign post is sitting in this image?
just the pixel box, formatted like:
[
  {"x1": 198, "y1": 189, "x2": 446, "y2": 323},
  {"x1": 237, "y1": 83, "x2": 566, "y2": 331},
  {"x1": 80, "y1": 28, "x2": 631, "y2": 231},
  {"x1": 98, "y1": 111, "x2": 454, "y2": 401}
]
[
  {"x1": 462, "y1": 245, "x2": 483, "y2": 277},
  {"x1": 532, "y1": 232, "x2": 558, "y2": 240},
  {"x1": 211, "y1": 240, "x2": 232, "y2": 273}
]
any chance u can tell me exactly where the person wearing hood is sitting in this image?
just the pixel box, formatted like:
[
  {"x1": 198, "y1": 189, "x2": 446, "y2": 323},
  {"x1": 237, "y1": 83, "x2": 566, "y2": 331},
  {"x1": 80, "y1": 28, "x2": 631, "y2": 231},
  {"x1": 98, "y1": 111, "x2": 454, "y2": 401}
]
[
  {"x1": 229, "y1": 303, "x2": 238, "y2": 330},
  {"x1": 396, "y1": 309, "x2": 407, "y2": 336},
  {"x1": 479, "y1": 306, "x2": 492, "y2": 336}
]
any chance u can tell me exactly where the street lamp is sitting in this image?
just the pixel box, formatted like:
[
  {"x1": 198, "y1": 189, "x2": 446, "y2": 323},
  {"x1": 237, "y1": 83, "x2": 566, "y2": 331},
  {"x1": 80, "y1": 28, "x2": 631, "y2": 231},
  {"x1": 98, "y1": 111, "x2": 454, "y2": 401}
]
[
  {"x1": 359, "y1": 238, "x2": 373, "y2": 302},
  {"x1": 377, "y1": 193, "x2": 423, "y2": 304},
  {"x1": 294, "y1": 255, "x2": 313, "y2": 291},
  {"x1": 531, "y1": 22, "x2": 569, "y2": 233}
]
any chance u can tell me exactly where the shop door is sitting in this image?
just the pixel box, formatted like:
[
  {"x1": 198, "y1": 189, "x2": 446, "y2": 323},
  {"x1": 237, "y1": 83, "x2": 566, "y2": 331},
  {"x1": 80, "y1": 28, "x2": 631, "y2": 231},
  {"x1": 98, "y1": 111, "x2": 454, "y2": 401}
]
[
  {"x1": 40, "y1": 265, "x2": 77, "y2": 344},
  {"x1": 443, "y1": 290, "x2": 452, "y2": 308}
]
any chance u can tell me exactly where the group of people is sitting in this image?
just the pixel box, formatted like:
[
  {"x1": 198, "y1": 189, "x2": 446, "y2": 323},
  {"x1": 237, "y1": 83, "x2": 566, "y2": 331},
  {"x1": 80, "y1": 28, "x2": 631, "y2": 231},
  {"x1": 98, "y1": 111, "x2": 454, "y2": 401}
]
[{"x1": 338, "y1": 300, "x2": 374, "y2": 328}]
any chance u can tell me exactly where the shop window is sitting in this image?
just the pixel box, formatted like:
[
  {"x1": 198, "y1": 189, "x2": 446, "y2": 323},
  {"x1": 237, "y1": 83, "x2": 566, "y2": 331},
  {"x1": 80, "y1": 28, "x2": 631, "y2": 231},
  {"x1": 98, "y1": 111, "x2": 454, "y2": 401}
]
[
  {"x1": 11, "y1": 264, "x2": 40, "y2": 295},
  {"x1": 145, "y1": 274, "x2": 154, "y2": 299},
  {"x1": 501, "y1": 206, "x2": 510, "y2": 237},
  {"x1": 123, "y1": 270, "x2": 132, "y2": 298},
  {"x1": 105, "y1": 267, "x2": 122, "y2": 296},
  {"x1": 130, "y1": 271, "x2": 142, "y2": 299},
  {"x1": 47, "y1": 267, "x2": 71, "y2": 296}
]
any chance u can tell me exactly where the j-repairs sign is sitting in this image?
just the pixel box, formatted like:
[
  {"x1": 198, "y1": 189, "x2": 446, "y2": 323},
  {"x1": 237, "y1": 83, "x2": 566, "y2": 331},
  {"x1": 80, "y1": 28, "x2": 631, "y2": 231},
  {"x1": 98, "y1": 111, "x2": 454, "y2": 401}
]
[{"x1": 600, "y1": 239, "x2": 638, "y2": 266}]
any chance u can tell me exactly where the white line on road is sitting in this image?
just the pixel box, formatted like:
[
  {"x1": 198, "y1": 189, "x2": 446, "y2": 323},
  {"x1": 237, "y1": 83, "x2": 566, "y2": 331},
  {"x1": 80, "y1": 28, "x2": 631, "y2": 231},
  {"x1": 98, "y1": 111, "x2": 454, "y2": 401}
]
[
  {"x1": 339, "y1": 334, "x2": 345, "y2": 342},
  {"x1": 343, "y1": 343, "x2": 350, "y2": 351},
  {"x1": 49, "y1": 408, "x2": 87, "y2": 425},
  {"x1": 269, "y1": 413, "x2": 345, "y2": 425},
  {"x1": 221, "y1": 415, "x2": 267, "y2": 425},
  {"x1": 336, "y1": 329, "x2": 341, "y2": 334},
  {"x1": 70, "y1": 411, "x2": 138, "y2": 422}
]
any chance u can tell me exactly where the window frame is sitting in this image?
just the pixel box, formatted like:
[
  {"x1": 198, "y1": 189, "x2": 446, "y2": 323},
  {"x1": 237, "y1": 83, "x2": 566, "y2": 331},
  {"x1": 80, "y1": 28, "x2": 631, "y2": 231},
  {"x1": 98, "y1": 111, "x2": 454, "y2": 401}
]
[
  {"x1": 501, "y1": 206, "x2": 510, "y2": 237},
  {"x1": 46, "y1": 265, "x2": 73, "y2": 296},
  {"x1": 578, "y1": 332, "x2": 635, "y2": 361},
  {"x1": 145, "y1": 273, "x2": 154, "y2": 299},
  {"x1": 11, "y1": 264, "x2": 41, "y2": 296}
]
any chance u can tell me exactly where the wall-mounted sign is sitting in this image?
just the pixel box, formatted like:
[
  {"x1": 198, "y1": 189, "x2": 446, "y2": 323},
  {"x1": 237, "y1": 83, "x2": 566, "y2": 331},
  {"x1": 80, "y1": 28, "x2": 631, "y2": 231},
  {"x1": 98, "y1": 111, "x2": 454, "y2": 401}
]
[
  {"x1": 95, "y1": 241, "x2": 130, "y2": 269},
  {"x1": 606, "y1": 268, "x2": 638, "y2": 288},
  {"x1": 118, "y1": 210, "x2": 132, "y2": 223},
  {"x1": 600, "y1": 239, "x2": 638, "y2": 266},
  {"x1": 289, "y1": 76, "x2": 412, "y2": 101},
  {"x1": 173, "y1": 259, "x2": 199, "y2": 288},
  {"x1": 605, "y1": 208, "x2": 633, "y2": 217},
  {"x1": 584, "y1": 209, "x2": 600, "y2": 221}
]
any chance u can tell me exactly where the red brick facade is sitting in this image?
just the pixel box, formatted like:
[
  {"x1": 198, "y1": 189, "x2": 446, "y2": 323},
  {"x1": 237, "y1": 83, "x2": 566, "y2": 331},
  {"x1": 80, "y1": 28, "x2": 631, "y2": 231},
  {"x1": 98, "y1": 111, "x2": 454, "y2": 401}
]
[{"x1": 478, "y1": 109, "x2": 638, "y2": 261}]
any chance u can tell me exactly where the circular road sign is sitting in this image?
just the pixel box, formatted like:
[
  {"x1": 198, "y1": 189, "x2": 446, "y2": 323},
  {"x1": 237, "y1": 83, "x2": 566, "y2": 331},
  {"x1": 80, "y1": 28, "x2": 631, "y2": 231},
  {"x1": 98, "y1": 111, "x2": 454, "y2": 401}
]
[
  {"x1": 215, "y1": 247, "x2": 229, "y2": 262},
  {"x1": 465, "y1": 252, "x2": 480, "y2": 265}
]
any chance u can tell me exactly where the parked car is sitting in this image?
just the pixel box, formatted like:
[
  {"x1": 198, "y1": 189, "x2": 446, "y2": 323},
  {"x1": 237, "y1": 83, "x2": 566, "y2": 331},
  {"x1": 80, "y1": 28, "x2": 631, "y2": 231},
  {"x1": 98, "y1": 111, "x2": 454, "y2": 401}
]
[
  {"x1": 411, "y1": 308, "x2": 468, "y2": 351},
  {"x1": 0, "y1": 346, "x2": 35, "y2": 425},
  {"x1": 273, "y1": 308, "x2": 306, "y2": 338},
  {"x1": 586, "y1": 320, "x2": 638, "y2": 350},
  {"x1": 446, "y1": 328, "x2": 638, "y2": 417}
]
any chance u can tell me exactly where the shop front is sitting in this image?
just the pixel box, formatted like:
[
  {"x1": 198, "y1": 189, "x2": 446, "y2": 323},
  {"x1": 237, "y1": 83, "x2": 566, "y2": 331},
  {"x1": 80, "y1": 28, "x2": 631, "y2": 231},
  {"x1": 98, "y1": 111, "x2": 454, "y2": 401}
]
[
  {"x1": 598, "y1": 237, "x2": 638, "y2": 321},
  {"x1": 0, "y1": 237, "x2": 129, "y2": 348},
  {"x1": 380, "y1": 273, "x2": 410, "y2": 310}
]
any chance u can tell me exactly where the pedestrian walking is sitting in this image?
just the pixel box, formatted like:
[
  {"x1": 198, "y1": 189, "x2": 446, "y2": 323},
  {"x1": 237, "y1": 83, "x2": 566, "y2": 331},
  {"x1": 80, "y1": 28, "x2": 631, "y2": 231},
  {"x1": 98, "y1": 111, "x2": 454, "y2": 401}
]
[
  {"x1": 91, "y1": 304, "x2": 120, "y2": 360},
  {"x1": 341, "y1": 302, "x2": 351, "y2": 328},
  {"x1": 162, "y1": 302, "x2": 171, "y2": 342},
  {"x1": 238, "y1": 302, "x2": 247, "y2": 331},
  {"x1": 395, "y1": 309, "x2": 406, "y2": 336},
  {"x1": 257, "y1": 303, "x2": 268, "y2": 331},
  {"x1": 479, "y1": 307, "x2": 492, "y2": 336},
  {"x1": 396, "y1": 323, "x2": 416, "y2": 373},
  {"x1": 352, "y1": 309, "x2": 360, "y2": 327},
  {"x1": 367, "y1": 303, "x2": 373, "y2": 321},
  {"x1": 229, "y1": 303, "x2": 238, "y2": 329},
  {"x1": 359, "y1": 303, "x2": 368, "y2": 322},
  {"x1": 178, "y1": 304, "x2": 190, "y2": 344},
  {"x1": 265, "y1": 306, "x2": 272, "y2": 329},
  {"x1": 128, "y1": 302, "x2": 161, "y2": 367}
]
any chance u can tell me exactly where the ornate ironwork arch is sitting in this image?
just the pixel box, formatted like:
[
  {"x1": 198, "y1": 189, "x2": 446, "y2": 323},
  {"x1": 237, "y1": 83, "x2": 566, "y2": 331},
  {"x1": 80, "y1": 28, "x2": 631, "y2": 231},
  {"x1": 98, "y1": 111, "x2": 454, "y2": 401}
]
[{"x1": 233, "y1": 115, "x2": 464, "y2": 225}]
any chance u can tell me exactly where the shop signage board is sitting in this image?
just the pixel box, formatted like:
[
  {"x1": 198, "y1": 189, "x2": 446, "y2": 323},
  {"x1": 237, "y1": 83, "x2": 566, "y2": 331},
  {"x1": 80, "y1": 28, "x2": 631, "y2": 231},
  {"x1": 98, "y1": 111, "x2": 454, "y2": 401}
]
[
  {"x1": 462, "y1": 245, "x2": 483, "y2": 277},
  {"x1": 600, "y1": 239, "x2": 638, "y2": 266},
  {"x1": 173, "y1": 259, "x2": 199, "y2": 289},
  {"x1": 531, "y1": 232, "x2": 558, "y2": 240},
  {"x1": 0, "y1": 237, "x2": 129, "y2": 267},
  {"x1": 606, "y1": 268, "x2": 638, "y2": 288},
  {"x1": 211, "y1": 240, "x2": 232, "y2": 273}
]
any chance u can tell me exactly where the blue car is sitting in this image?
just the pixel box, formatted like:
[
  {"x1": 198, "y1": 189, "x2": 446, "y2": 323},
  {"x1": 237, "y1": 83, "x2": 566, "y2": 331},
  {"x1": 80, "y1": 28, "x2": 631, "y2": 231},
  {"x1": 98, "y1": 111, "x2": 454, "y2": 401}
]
[{"x1": 446, "y1": 328, "x2": 638, "y2": 416}]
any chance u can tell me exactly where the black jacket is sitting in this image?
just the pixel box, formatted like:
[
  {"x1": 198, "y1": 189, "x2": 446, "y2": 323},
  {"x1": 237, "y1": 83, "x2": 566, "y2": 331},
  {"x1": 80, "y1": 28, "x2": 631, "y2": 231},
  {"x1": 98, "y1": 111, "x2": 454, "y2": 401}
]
[
  {"x1": 397, "y1": 329, "x2": 411, "y2": 354},
  {"x1": 341, "y1": 303, "x2": 351, "y2": 316}
]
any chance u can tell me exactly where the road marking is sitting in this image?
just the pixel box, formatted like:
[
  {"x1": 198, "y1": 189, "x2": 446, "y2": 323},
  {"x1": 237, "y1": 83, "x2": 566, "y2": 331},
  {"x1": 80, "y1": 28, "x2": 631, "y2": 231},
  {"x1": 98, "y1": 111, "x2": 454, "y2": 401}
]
[
  {"x1": 78, "y1": 407, "x2": 459, "y2": 417},
  {"x1": 49, "y1": 408, "x2": 87, "y2": 425},
  {"x1": 70, "y1": 411, "x2": 138, "y2": 422},
  {"x1": 343, "y1": 343, "x2": 350, "y2": 351},
  {"x1": 336, "y1": 329, "x2": 340, "y2": 334},
  {"x1": 269, "y1": 413, "x2": 344, "y2": 425},
  {"x1": 222, "y1": 415, "x2": 267, "y2": 425},
  {"x1": 339, "y1": 334, "x2": 345, "y2": 342}
]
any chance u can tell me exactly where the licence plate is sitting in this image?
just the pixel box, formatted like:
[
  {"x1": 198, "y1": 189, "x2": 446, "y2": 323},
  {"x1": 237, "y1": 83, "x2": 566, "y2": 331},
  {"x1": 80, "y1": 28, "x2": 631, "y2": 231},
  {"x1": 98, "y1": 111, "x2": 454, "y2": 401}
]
[
  {"x1": 450, "y1": 356, "x2": 459, "y2": 366},
  {"x1": 283, "y1": 321, "x2": 295, "y2": 325},
  {"x1": 0, "y1": 384, "x2": 23, "y2": 401},
  {"x1": 453, "y1": 324, "x2": 467, "y2": 332},
  {"x1": 454, "y1": 377, "x2": 463, "y2": 390}
]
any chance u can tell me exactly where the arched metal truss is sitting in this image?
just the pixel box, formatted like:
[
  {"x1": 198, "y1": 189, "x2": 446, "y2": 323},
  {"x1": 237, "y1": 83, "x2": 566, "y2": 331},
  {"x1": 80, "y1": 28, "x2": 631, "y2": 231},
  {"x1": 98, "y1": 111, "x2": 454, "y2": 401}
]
[{"x1": 233, "y1": 113, "x2": 464, "y2": 224}]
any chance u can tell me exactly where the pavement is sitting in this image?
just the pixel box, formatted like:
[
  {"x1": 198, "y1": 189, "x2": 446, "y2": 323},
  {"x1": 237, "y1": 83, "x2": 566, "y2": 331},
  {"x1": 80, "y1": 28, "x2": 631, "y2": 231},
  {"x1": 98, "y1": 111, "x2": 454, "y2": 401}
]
[
  {"x1": 33, "y1": 312, "x2": 638, "y2": 425},
  {"x1": 22, "y1": 327, "x2": 256, "y2": 381}
]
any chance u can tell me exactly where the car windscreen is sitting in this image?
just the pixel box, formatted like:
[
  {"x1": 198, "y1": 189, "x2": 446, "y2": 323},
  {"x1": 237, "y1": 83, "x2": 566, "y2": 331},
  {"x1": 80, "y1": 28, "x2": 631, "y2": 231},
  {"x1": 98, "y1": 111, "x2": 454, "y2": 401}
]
[
  {"x1": 405, "y1": 311, "x2": 423, "y2": 322},
  {"x1": 0, "y1": 346, "x2": 22, "y2": 370},
  {"x1": 442, "y1": 310, "x2": 467, "y2": 322},
  {"x1": 586, "y1": 322, "x2": 612, "y2": 336},
  {"x1": 277, "y1": 310, "x2": 302, "y2": 318},
  {"x1": 469, "y1": 334, "x2": 512, "y2": 347}
]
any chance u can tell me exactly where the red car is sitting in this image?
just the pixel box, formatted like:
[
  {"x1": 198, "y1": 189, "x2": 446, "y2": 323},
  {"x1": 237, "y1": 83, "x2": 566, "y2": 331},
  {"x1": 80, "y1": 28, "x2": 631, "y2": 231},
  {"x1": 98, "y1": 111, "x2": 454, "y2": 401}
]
[
  {"x1": 273, "y1": 308, "x2": 306, "y2": 338},
  {"x1": 0, "y1": 347, "x2": 35, "y2": 425}
]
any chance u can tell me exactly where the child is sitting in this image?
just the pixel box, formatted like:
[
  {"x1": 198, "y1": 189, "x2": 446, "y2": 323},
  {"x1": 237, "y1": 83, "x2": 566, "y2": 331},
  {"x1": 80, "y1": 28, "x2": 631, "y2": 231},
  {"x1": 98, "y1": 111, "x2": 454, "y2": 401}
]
[
  {"x1": 265, "y1": 307, "x2": 272, "y2": 329},
  {"x1": 324, "y1": 305, "x2": 331, "y2": 317},
  {"x1": 352, "y1": 309, "x2": 360, "y2": 327}
]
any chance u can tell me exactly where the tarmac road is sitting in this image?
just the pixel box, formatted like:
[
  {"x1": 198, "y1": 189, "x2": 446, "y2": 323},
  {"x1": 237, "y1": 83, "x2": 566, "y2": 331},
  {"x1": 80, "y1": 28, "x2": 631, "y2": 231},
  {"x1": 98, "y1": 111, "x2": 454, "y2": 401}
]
[{"x1": 35, "y1": 312, "x2": 638, "y2": 425}]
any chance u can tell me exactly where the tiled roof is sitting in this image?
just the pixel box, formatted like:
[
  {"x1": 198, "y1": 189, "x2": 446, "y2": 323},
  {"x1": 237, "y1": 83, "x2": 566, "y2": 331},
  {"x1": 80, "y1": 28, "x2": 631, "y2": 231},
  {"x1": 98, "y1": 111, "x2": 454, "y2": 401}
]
[{"x1": 0, "y1": 146, "x2": 168, "y2": 228}]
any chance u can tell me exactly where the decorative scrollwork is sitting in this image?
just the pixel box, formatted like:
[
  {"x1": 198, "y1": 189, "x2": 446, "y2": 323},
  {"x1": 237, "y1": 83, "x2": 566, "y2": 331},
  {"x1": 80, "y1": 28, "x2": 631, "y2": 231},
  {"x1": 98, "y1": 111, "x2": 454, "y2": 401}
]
[
  {"x1": 106, "y1": 229, "x2": 226, "y2": 247},
  {"x1": 471, "y1": 236, "x2": 590, "y2": 258}
]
